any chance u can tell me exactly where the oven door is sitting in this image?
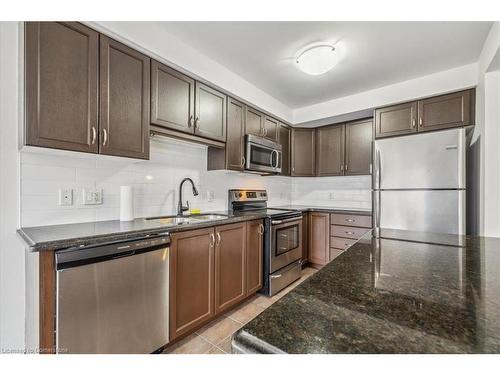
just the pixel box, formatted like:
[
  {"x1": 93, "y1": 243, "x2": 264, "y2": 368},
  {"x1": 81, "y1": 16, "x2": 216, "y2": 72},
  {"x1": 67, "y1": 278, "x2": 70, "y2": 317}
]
[
  {"x1": 270, "y1": 217, "x2": 302, "y2": 273},
  {"x1": 246, "y1": 139, "x2": 281, "y2": 173}
]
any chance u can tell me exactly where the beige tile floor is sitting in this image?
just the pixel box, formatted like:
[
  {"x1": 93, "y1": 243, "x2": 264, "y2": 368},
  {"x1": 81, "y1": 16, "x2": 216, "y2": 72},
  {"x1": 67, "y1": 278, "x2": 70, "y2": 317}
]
[{"x1": 163, "y1": 266, "x2": 317, "y2": 354}]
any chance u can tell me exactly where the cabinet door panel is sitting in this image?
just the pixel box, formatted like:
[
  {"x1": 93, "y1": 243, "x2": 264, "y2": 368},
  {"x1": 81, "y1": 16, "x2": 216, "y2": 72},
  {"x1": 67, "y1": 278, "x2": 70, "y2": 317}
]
[
  {"x1": 151, "y1": 61, "x2": 194, "y2": 134},
  {"x1": 263, "y1": 116, "x2": 279, "y2": 142},
  {"x1": 301, "y1": 213, "x2": 309, "y2": 264},
  {"x1": 345, "y1": 119, "x2": 373, "y2": 175},
  {"x1": 25, "y1": 22, "x2": 99, "y2": 153},
  {"x1": 170, "y1": 228, "x2": 214, "y2": 340},
  {"x1": 225, "y1": 97, "x2": 245, "y2": 171},
  {"x1": 316, "y1": 124, "x2": 345, "y2": 176},
  {"x1": 278, "y1": 124, "x2": 291, "y2": 176},
  {"x1": 100, "y1": 35, "x2": 150, "y2": 159},
  {"x1": 418, "y1": 90, "x2": 473, "y2": 132},
  {"x1": 245, "y1": 107, "x2": 264, "y2": 137},
  {"x1": 308, "y1": 212, "x2": 329, "y2": 266},
  {"x1": 291, "y1": 128, "x2": 315, "y2": 176},
  {"x1": 215, "y1": 223, "x2": 246, "y2": 314},
  {"x1": 375, "y1": 102, "x2": 417, "y2": 138},
  {"x1": 246, "y1": 220, "x2": 263, "y2": 296},
  {"x1": 195, "y1": 82, "x2": 226, "y2": 142}
]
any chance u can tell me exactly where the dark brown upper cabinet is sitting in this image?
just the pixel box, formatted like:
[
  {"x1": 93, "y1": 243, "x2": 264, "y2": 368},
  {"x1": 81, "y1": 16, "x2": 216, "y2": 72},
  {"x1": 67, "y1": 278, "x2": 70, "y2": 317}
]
[
  {"x1": 214, "y1": 223, "x2": 246, "y2": 314},
  {"x1": 25, "y1": 22, "x2": 99, "y2": 153},
  {"x1": 417, "y1": 90, "x2": 474, "y2": 132},
  {"x1": 278, "y1": 123, "x2": 291, "y2": 176},
  {"x1": 245, "y1": 106, "x2": 265, "y2": 137},
  {"x1": 345, "y1": 119, "x2": 373, "y2": 175},
  {"x1": 316, "y1": 124, "x2": 345, "y2": 177},
  {"x1": 375, "y1": 89, "x2": 475, "y2": 139},
  {"x1": 375, "y1": 101, "x2": 417, "y2": 138},
  {"x1": 99, "y1": 35, "x2": 150, "y2": 159},
  {"x1": 291, "y1": 128, "x2": 316, "y2": 176},
  {"x1": 195, "y1": 82, "x2": 227, "y2": 142},
  {"x1": 150, "y1": 61, "x2": 194, "y2": 134},
  {"x1": 263, "y1": 116, "x2": 279, "y2": 142},
  {"x1": 225, "y1": 97, "x2": 246, "y2": 171}
]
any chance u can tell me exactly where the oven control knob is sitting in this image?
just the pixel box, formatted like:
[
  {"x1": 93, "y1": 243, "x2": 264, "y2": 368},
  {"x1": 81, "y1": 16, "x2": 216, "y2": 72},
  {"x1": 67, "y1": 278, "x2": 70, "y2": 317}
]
[{"x1": 238, "y1": 193, "x2": 243, "y2": 198}]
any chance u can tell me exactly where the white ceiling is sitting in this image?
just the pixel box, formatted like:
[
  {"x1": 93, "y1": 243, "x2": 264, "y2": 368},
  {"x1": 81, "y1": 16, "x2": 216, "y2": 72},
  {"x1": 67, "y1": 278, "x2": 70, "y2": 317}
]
[{"x1": 160, "y1": 22, "x2": 492, "y2": 109}]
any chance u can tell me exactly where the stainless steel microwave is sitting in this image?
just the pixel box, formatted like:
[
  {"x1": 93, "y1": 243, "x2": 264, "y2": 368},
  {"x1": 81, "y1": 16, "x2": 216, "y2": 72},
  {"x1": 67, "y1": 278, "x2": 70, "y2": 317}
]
[{"x1": 245, "y1": 134, "x2": 282, "y2": 173}]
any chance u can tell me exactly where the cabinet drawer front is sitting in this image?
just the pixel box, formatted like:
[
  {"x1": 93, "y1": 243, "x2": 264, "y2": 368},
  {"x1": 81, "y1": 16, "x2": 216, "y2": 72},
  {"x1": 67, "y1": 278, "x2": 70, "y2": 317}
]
[
  {"x1": 330, "y1": 214, "x2": 372, "y2": 228},
  {"x1": 329, "y1": 248, "x2": 344, "y2": 261},
  {"x1": 330, "y1": 236, "x2": 357, "y2": 250},
  {"x1": 330, "y1": 225, "x2": 369, "y2": 239}
]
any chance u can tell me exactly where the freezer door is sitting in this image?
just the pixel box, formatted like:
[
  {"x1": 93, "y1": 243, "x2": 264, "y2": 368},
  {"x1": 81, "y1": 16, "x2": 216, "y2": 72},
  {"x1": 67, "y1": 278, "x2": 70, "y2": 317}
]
[
  {"x1": 374, "y1": 128, "x2": 465, "y2": 189},
  {"x1": 375, "y1": 190, "x2": 465, "y2": 235}
]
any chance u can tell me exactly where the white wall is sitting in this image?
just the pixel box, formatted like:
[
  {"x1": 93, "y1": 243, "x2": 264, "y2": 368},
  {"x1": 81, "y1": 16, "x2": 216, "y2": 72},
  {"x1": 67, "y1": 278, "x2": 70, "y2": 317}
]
[
  {"x1": 293, "y1": 63, "x2": 478, "y2": 124},
  {"x1": 0, "y1": 22, "x2": 25, "y2": 353}
]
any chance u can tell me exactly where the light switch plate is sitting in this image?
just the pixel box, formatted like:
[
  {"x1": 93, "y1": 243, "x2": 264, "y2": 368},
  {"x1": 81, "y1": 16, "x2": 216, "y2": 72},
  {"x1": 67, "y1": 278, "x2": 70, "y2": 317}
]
[
  {"x1": 58, "y1": 188, "x2": 73, "y2": 206},
  {"x1": 82, "y1": 188, "x2": 103, "y2": 205},
  {"x1": 329, "y1": 192, "x2": 335, "y2": 200},
  {"x1": 207, "y1": 190, "x2": 214, "y2": 202}
]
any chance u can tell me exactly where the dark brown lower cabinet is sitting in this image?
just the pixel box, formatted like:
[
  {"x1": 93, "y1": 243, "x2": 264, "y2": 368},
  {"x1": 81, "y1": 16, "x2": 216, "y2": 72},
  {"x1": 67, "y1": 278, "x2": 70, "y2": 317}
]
[
  {"x1": 246, "y1": 220, "x2": 264, "y2": 295},
  {"x1": 308, "y1": 212, "x2": 330, "y2": 266},
  {"x1": 214, "y1": 223, "x2": 246, "y2": 314},
  {"x1": 169, "y1": 227, "x2": 215, "y2": 340},
  {"x1": 301, "y1": 213, "x2": 309, "y2": 265}
]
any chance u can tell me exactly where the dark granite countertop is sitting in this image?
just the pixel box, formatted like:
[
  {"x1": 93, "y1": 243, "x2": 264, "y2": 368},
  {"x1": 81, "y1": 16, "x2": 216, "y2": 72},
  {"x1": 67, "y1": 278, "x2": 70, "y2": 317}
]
[
  {"x1": 271, "y1": 205, "x2": 372, "y2": 216},
  {"x1": 232, "y1": 228, "x2": 500, "y2": 354},
  {"x1": 18, "y1": 206, "x2": 368, "y2": 252},
  {"x1": 17, "y1": 210, "x2": 268, "y2": 252}
]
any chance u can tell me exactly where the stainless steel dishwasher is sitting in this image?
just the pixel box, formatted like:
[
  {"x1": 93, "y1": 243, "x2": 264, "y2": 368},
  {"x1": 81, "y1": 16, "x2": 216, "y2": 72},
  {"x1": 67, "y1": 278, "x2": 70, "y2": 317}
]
[{"x1": 56, "y1": 233, "x2": 170, "y2": 354}]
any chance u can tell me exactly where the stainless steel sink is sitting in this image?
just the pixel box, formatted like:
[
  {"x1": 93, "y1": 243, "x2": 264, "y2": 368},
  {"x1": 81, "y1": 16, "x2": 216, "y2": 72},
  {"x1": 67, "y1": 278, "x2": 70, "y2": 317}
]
[{"x1": 144, "y1": 213, "x2": 227, "y2": 225}]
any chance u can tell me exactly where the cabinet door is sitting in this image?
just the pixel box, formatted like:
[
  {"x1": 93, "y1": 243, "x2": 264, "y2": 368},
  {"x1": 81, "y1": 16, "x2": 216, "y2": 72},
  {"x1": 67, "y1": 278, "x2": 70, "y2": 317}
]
[
  {"x1": 417, "y1": 90, "x2": 474, "y2": 132},
  {"x1": 291, "y1": 128, "x2": 316, "y2": 176},
  {"x1": 170, "y1": 227, "x2": 215, "y2": 340},
  {"x1": 278, "y1": 124, "x2": 291, "y2": 176},
  {"x1": 374, "y1": 101, "x2": 417, "y2": 138},
  {"x1": 215, "y1": 223, "x2": 247, "y2": 314},
  {"x1": 301, "y1": 213, "x2": 309, "y2": 264},
  {"x1": 100, "y1": 35, "x2": 150, "y2": 159},
  {"x1": 246, "y1": 220, "x2": 264, "y2": 296},
  {"x1": 316, "y1": 124, "x2": 345, "y2": 176},
  {"x1": 25, "y1": 22, "x2": 99, "y2": 153},
  {"x1": 308, "y1": 212, "x2": 330, "y2": 266},
  {"x1": 263, "y1": 116, "x2": 279, "y2": 142},
  {"x1": 225, "y1": 97, "x2": 245, "y2": 171},
  {"x1": 245, "y1": 107, "x2": 264, "y2": 137},
  {"x1": 151, "y1": 61, "x2": 195, "y2": 134},
  {"x1": 345, "y1": 119, "x2": 373, "y2": 175},
  {"x1": 194, "y1": 82, "x2": 226, "y2": 142}
]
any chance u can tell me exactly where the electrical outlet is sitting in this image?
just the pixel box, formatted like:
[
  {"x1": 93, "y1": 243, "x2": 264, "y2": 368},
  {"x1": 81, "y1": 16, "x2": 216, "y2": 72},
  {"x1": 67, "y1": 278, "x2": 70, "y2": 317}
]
[
  {"x1": 207, "y1": 190, "x2": 214, "y2": 202},
  {"x1": 329, "y1": 192, "x2": 335, "y2": 200},
  {"x1": 58, "y1": 188, "x2": 73, "y2": 206},
  {"x1": 82, "y1": 188, "x2": 103, "y2": 205}
]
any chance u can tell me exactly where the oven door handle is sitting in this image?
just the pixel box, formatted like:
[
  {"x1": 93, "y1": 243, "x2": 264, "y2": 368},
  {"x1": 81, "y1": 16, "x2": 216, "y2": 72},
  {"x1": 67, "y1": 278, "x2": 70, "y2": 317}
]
[{"x1": 271, "y1": 217, "x2": 301, "y2": 225}]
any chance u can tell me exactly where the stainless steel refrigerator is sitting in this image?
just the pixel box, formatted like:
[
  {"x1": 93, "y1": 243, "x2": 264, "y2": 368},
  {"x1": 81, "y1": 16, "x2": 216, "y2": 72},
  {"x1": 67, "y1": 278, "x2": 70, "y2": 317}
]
[{"x1": 373, "y1": 128, "x2": 467, "y2": 235}]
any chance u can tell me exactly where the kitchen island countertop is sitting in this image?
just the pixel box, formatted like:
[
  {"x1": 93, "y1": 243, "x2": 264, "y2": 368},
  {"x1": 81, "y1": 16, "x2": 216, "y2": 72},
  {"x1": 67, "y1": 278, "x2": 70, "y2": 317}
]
[{"x1": 232, "y1": 228, "x2": 500, "y2": 354}]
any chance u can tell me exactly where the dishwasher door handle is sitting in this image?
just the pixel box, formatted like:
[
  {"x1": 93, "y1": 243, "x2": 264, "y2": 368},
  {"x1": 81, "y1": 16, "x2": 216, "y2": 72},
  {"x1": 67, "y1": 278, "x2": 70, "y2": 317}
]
[{"x1": 112, "y1": 250, "x2": 136, "y2": 259}]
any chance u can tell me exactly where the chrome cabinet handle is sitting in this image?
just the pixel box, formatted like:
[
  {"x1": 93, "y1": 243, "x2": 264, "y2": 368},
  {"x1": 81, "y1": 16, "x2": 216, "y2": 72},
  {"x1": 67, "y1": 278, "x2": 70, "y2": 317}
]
[
  {"x1": 270, "y1": 274, "x2": 282, "y2": 279},
  {"x1": 340, "y1": 164, "x2": 344, "y2": 171},
  {"x1": 216, "y1": 232, "x2": 221, "y2": 245},
  {"x1": 419, "y1": 117, "x2": 423, "y2": 126},
  {"x1": 189, "y1": 115, "x2": 194, "y2": 128},
  {"x1": 345, "y1": 164, "x2": 348, "y2": 171},
  {"x1": 91, "y1": 126, "x2": 97, "y2": 145},
  {"x1": 102, "y1": 128, "x2": 108, "y2": 146},
  {"x1": 345, "y1": 231, "x2": 355, "y2": 235},
  {"x1": 258, "y1": 224, "x2": 264, "y2": 235},
  {"x1": 345, "y1": 218, "x2": 355, "y2": 223},
  {"x1": 194, "y1": 116, "x2": 199, "y2": 130},
  {"x1": 264, "y1": 128, "x2": 268, "y2": 137},
  {"x1": 209, "y1": 233, "x2": 215, "y2": 247},
  {"x1": 241, "y1": 156, "x2": 246, "y2": 167},
  {"x1": 412, "y1": 118, "x2": 416, "y2": 128}
]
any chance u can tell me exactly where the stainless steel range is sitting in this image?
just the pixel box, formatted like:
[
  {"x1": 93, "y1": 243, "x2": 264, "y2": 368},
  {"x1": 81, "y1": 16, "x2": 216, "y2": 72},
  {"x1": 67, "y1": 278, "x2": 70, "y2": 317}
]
[{"x1": 228, "y1": 189, "x2": 303, "y2": 296}]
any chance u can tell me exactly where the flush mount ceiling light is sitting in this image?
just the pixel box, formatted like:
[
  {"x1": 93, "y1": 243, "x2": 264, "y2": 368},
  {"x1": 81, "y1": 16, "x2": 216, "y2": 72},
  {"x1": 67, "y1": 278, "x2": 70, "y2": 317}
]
[{"x1": 295, "y1": 44, "x2": 339, "y2": 76}]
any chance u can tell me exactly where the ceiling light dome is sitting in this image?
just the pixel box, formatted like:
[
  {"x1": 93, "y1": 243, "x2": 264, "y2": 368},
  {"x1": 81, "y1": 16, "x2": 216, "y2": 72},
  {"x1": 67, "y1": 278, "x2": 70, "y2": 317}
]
[{"x1": 295, "y1": 44, "x2": 339, "y2": 76}]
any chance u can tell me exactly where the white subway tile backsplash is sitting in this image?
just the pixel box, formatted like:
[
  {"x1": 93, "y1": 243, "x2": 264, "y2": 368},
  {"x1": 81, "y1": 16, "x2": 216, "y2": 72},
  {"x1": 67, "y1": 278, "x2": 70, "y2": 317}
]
[{"x1": 21, "y1": 138, "x2": 372, "y2": 227}]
